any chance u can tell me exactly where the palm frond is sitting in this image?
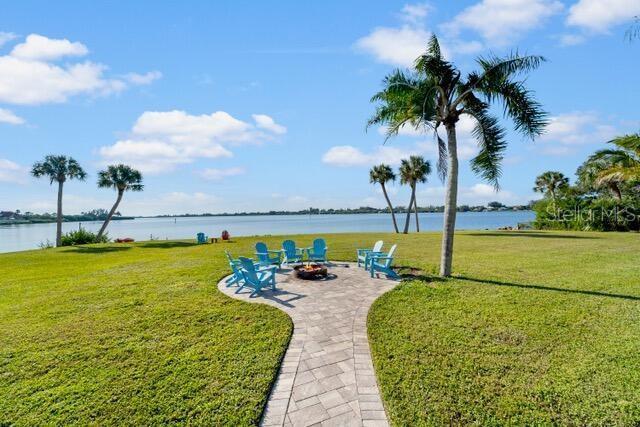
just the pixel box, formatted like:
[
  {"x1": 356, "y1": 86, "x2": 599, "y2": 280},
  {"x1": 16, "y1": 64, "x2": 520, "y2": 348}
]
[
  {"x1": 476, "y1": 52, "x2": 546, "y2": 81},
  {"x1": 463, "y1": 95, "x2": 507, "y2": 187},
  {"x1": 475, "y1": 78, "x2": 547, "y2": 139},
  {"x1": 434, "y1": 129, "x2": 448, "y2": 182}
]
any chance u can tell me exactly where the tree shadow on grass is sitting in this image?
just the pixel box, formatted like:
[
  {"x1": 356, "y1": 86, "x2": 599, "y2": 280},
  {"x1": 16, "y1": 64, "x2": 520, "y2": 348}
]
[
  {"x1": 395, "y1": 266, "x2": 447, "y2": 284},
  {"x1": 465, "y1": 231, "x2": 599, "y2": 239},
  {"x1": 458, "y1": 276, "x2": 640, "y2": 301},
  {"x1": 138, "y1": 241, "x2": 199, "y2": 249},
  {"x1": 62, "y1": 246, "x2": 132, "y2": 254}
]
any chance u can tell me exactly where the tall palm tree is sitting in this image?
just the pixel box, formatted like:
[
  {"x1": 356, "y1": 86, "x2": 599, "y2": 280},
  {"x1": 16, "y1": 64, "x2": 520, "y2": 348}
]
[
  {"x1": 533, "y1": 171, "x2": 569, "y2": 202},
  {"x1": 576, "y1": 156, "x2": 623, "y2": 200},
  {"x1": 589, "y1": 134, "x2": 640, "y2": 191},
  {"x1": 96, "y1": 164, "x2": 143, "y2": 239},
  {"x1": 368, "y1": 35, "x2": 547, "y2": 276},
  {"x1": 31, "y1": 155, "x2": 87, "y2": 247},
  {"x1": 399, "y1": 156, "x2": 431, "y2": 234},
  {"x1": 369, "y1": 164, "x2": 399, "y2": 233}
]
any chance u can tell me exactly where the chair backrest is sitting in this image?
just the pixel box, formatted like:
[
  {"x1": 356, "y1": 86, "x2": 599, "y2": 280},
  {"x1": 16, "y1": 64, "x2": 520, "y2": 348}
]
[
  {"x1": 313, "y1": 238, "x2": 326, "y2": 254},
  {"x1": 239, "y1": 257, "x2": 258, "y2": 282},
  {"x1": 225, "y1": 251, "x2": 242, "y2": 274},
  {"x1": 255, "y1": 242, "x2": 268, "y2": 261},
  {"x1": 372, "y1": 240, "x2": 383, "y2": 252},
  {"x1": 197, "y1": 232, "x2": 205, "y2": 240},
  {"x1": 384, "y1": 244, "x2": 397, "y2": 266},
  {"x1": 282, "y1": 240, "x2": 296, "y2": 257}
]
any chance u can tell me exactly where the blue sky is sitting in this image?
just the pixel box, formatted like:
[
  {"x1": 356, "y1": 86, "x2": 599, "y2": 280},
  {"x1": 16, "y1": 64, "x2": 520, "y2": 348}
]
[{"x1": 0, "y1": 0, "x2": 638, "y2": 215}]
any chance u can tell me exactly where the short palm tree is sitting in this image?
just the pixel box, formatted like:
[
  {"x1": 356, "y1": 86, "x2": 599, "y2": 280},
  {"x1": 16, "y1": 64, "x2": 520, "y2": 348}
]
[
  {"x1": 399, "y1": 156, "x2": 431, "y2": 234},
  {"x1": 96, "y1": 164, "x2": 143, "y2": 239},
  {"x1": 369, "y1": 35, "x2": 547, "y2": 276},
  {"x1": 589, "y1": 134, "x2": 640, "y2": 192},
  {"x1": 533, "y1": 171, "x2": 569, "y2": 202},
  {"x1": 576, "y1": 156, "x2": 623, "y2": 200},
  {"x1": 369, "y1": 164, "x2": 399, "y2": 233},
  {"x1": 31, "y1": 155, "x2": 87, "y2": 247}
]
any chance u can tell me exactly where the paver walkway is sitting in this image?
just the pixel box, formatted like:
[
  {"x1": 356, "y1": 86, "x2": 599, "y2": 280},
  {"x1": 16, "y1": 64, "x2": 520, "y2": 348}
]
[{"x1": 217, "y1": 262, "x2": 398, "y2": 427}]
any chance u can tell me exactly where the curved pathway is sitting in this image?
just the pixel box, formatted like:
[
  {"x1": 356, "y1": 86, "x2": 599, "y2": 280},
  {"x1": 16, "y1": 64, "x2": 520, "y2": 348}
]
[{"x1": 217, "y1": 262, "x2": 398, "y2": 427}]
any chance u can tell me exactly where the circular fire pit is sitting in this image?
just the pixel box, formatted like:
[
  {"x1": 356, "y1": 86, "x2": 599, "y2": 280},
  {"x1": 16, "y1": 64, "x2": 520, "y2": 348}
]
[{"x1": 294, "y1": 263, "x2": 329, "y2": 280}]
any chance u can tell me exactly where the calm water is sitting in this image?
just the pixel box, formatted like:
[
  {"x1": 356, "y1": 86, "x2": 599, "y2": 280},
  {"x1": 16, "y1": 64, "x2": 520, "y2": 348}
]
[{"x1": 0, "y1": 211, "x2": 534, "y2": 253}]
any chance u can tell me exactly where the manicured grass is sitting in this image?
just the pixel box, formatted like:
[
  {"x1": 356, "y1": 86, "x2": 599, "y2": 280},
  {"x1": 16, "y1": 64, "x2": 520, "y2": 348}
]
[
  {"x1": 368, "y1": 231, "x2": 640, "y2": 426},
  {"x1": 0, "y1": 239, "x2": 297, "y2": 426},
  {"x1": 2, "y1": 231, "x2": 639, "y2": 425}
]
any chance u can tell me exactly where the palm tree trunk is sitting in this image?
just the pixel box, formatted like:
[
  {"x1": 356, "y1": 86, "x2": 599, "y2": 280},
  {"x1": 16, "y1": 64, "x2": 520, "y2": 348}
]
[
  {"x1": 412, "y1": 184, "x2": 420, "y2": 232},
  {"x1": 611, "y1": 183, "x2": 622, "y2": 201},
  {"x1": 380, "y1": 183, "x2": 399, "y2": 233},
  {"x1": 440, "y1": 124, "x2": 459, "y2": 277},
  {"x1": 403, "y1": 187, "x2": 415, "y2": 234},
  {"x1": 97, "y1": 190, "x2": 123, "y2": 239},
  {"x1": 56, "y1": 180, "x2": 64, "y2": 247}
]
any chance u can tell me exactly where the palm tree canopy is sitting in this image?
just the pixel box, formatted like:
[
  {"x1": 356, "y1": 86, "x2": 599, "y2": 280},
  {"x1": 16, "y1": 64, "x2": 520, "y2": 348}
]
[
  {"x1": 369, "y1": 164, "x2": 396, "y2": 185},
  {"x1": 589, "y1": 134, "x2": 640, "y2": 185},
  {"x1": 368, "y1": 35, "x2": 547, "y2": 187},
  {"x1": 31, "y1": 155, "x2": 87, "y2": 184},
  {"x1": 399, "y1": 155, "x2": 431, "y2": 186},
  {"x1": 533, "y1": 171, "x2": 569, "y2": 196},
  {"x1": 98, "y1": 164, "x2": 144, "y2": 192}
]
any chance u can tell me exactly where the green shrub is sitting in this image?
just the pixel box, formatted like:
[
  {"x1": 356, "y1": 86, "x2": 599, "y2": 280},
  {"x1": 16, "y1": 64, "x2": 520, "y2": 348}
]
[
  {"x1": 534, "y1": 196, "x2": 640, "y2": 231},
  {"x1": 60, "y1": 229, "x2": 110, "y2": 246}
]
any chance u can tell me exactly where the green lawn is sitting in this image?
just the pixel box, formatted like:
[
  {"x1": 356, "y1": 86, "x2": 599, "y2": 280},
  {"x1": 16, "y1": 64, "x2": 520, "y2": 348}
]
[
  {"x1": 368, "y1": 231, "x2": 640, "y2": 426},
  {"x1": 1, "y1": 232, "x2": 639, "y2": 425}
]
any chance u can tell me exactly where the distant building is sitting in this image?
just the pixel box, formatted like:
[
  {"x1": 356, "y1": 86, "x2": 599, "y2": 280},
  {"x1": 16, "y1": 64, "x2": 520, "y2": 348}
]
[{"x1": 0, "y1": 211, "x2": 20, "y2": 220}]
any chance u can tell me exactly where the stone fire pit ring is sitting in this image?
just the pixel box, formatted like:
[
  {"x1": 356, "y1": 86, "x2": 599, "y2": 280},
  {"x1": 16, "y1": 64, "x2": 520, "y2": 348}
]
[{"x1": 293, "y1": 263, "x2": 329, "y2": 280}]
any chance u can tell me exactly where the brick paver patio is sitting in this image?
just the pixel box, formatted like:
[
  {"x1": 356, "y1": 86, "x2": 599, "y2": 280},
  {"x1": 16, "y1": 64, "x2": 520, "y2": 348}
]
[{"x1": 217, "y1": 262, "x2": 398, "y2": 427}]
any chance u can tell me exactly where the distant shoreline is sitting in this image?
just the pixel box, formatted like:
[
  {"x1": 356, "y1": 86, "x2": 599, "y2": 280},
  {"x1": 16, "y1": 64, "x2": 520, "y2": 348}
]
[
  {"x1": 2, "y1": 209, "x2": 534, "y2": 226},
  {"x1": 142, "y1": 207, "x2": 533, "y2": 219}
]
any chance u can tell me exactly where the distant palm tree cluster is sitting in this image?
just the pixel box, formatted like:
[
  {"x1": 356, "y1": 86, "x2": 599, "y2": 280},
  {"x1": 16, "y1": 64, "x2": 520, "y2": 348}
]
[
  {"x1": 534, "y1": 134, "x2": 640, "y2": 202},
  {"x1": 369, "y1": 156, "x2": 431, "y2": 235},
  {"x1": 31, "y1": 156, "x2": 143, "y2": 247},
  {"x1": 533, "y1": 134, "x2": 640, "y2": 231}
]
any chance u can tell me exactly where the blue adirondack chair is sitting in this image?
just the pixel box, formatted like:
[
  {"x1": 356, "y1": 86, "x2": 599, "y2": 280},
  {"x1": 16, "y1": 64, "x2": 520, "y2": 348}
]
[
  {"x1": 255, "y1": 242, "x2": 283, "y2": 268},
  {"x1": 306, "y1": 238, "x2": 328, "y2": 263},
  {"x1": 282, "y1": 240, "x2": 304, "y2": 265},
  {"x1": 369, "y1": 244, "x2": 399, "y2": 279},
  {"x1": 224, "y1": 251, "x2": 246, "y2": 287},
  {"x1": 237, "y1": 256, "x2": 277, "y2": 297},
  {"x1": 196, "y1": 232, "x2": 208, "y2": 244},
  {"x1": 356, "y1": 240, "x2": 384, "y2": 269}
]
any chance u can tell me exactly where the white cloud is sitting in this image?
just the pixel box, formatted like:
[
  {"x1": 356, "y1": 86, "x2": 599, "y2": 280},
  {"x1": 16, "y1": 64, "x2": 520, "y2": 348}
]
[
  {"x1": 10, "y1": 34, "x2": 88, "y2": 61},
  {"x1": 540, "y1": 112, "x2": 617, "y2": 150},
  {"x1": 399, "y1": 3, "x2": 431, "y2": 25},
  {"x1": 0, "y1": 158, "x2": 28, "y2": 184},
  {"x1": 124, "y1": 71, "x2": 163, "y2": 85},
  {"x1": 558, "y1": 33, "x2": 586, "y2": 46},
  {"x1": 198, "y1": 167, "x2": 246, "y2": 181},
  {"x1": 0, "y1": 32, "x2": 17, "y2": 47},
  {"x1": 355, "y1": 3, "x2": 484, "y2": 65},
  {"x1": 99, "y1": 110, "x2": 286, "y2": 173},
  {"x1": 443, "y1": 0, "x2": 563, "y2": 46},
  {"x1": 252, "y1": 114, "x2": 287, "y2": 134},
  {"x1": 355, "y1": 26, "x2": 432, "y2": 67},
  {"x1": 0, "y1": 34, "x2": 159, "y2": 105},
  {"x1": 0, "y1": 108, "x2": 25, "y2": 125},
  {"x1": 567, "y1": 0, "x2": 640, "y2": 33},
  {"x1": 419, "y1": 183, "x2": 525, "y2": 205},
  {"x1": 322, "y1": 144, "x2": 423, "y2": 167}
]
